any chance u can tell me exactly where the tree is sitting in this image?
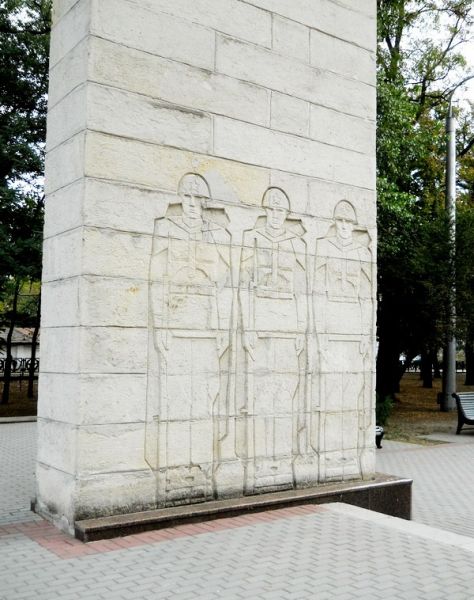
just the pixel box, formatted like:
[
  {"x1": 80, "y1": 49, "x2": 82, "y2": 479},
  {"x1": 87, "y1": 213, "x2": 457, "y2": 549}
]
[
  {"x1": 376, "y1": 0, "x2": 474, "y2": 399},
  {"x1": 0, "y1": 0, "x2": 50, "y2": 402}
]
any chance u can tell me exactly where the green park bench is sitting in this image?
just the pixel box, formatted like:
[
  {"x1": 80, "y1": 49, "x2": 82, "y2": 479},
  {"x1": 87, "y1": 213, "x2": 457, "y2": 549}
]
[{"x1": 452, "y1": 392, "x2": 474, "y2": 435}]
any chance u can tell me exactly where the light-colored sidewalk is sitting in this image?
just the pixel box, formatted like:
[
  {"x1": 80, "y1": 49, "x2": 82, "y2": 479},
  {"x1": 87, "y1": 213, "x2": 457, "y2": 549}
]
[
  {"x1": 2, "y1": 422, "x2": 474, "y2": 599},
  {"x1": 377, "y1": 437, "x2": 474, "y2": 538}
]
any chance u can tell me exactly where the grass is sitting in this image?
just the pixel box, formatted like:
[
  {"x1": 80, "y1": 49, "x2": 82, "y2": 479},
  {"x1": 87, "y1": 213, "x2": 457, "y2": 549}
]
[
  {"x1": 384, "y1": 372, "x2": 474, "y2": 444},
  {"x1": 0, "y1": 379, "x2": 37, "y2": 418}
]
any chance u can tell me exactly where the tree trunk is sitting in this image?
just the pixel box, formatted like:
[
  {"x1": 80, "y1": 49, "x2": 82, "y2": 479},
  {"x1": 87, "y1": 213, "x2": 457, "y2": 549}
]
[
  {"x1": 1, "y1": 281, "x2": 20, "y2": 405},
  {"x1": 27, "y1": 293, "x2": 41, "y2": 399},
  {"x1": 432, "y1": 349, "x2": 441, "y2": 379},
  {"x1": 465, "y1": 328, "x2": 474, "y2": 385},
  {"x1": 376, "y1": 334, "x2": 402, "y2": 399},
  {"x1": 420, "y1": 350, "x2": 433, "y2": 388}
]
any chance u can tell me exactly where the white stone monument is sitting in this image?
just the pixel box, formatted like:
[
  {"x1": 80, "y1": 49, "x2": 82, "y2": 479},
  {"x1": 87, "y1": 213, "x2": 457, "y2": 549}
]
[{"x1": 37, "y1": 0, "x2": 377, "y2": 531}]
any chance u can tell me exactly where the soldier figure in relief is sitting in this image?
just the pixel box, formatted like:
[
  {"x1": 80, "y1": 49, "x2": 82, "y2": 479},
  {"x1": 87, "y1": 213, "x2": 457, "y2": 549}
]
[
  {"x1": 147, "y1": 173, "x2": 232, "y2": 503},
  {"x1": 239, "y1": 188, "x2": 309, "y2": 493},
  {"x1": 313, "y1": 199, "x2": 374, "y2": 481}
]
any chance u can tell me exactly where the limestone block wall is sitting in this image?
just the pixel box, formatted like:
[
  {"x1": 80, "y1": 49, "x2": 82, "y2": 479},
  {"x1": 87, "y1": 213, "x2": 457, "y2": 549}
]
[{"x1": 37, "y1": 0, "x2": 377, "y2": 530}]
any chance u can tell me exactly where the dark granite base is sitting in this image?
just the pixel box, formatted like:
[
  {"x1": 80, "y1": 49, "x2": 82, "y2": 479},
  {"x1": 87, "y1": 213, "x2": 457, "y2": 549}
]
[{"x1": 75, "y1": 474, "x2": 412, "y2": 542}]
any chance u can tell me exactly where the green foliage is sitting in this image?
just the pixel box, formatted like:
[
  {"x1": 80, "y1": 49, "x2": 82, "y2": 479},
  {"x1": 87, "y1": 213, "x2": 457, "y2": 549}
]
[
  {"x1": 0, "y1": 1, "x2": 50, "y2": 293},
  {"x1": 0, "y1": 0, "x2": 51, "y2": 189},
  {"x1": 0, "y1": 2, "x2": 49, "y2": 404},
  {"x1": 456, "y1": 202, "x2": 474, "y2": 332},
  {"x1": 376, "y1": 394, "x2": 394, "y2": 427},
  {"x1": 376, "y1": 0, "x2": 474, "y2": 396}
]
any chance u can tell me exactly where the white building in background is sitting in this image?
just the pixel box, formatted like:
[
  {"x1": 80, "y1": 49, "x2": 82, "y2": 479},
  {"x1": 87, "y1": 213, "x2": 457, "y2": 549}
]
[{"x1": 0, "y1": 328, "x2": 40, "y2": 361}]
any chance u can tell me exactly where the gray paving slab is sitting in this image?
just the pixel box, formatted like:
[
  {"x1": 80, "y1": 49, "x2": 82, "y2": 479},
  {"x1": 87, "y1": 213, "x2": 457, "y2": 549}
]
[
  {"x1": 0, "y1": 422, "x2": 39, "y2": 525},
  {"x1": 377, "y1": 438, "x2": 474, "y2": 537},
  {"x1": 5, "y1": 503, "x2": 474, "y2": 600},
  {"x1": 3, "y1": 423, "x2": 474, "y2": 598},
  {"x1": 420, "y1": 431, "x2": 474, "y2": 443}
]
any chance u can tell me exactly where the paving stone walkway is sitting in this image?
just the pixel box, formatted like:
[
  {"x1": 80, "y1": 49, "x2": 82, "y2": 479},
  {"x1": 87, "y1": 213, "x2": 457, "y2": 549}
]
[
  {"x1": 2, "y1": 422, "x2": 474, "y2": 599},
  {"x1": 377, "y1": 438, "x2": 474, "y2": 538}
]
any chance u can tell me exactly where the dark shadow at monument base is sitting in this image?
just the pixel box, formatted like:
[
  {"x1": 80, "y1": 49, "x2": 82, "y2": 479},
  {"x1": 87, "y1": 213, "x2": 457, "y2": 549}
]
[{"x1": 73, "y1": 474, "x2": 412, "y2": 542}]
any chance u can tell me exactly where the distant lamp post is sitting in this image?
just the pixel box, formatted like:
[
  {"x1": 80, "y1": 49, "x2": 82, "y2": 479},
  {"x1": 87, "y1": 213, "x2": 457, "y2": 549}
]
[{"x1": 441, "y1": 75, "x2": 474, "y2": 412}]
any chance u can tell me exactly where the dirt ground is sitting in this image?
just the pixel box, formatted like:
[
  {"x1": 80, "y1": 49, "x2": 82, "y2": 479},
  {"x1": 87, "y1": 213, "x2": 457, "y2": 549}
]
[
  {"x1": 384, "y1": 372, "x2": 474, "y2": 444},
  {"x1": 0, "y1": 379, "x2": 37, "y2": 418}
]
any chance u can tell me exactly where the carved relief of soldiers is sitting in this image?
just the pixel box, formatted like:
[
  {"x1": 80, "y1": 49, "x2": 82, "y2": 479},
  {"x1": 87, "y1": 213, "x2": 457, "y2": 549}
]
[
  {"x1": 146, "y1": 173, "x2": 232, "y2": 503},
  {"x1": 239, "y1": 188, "x2": 309, "y2": 493},
  {"x1": 313, "y1": 199, "x2": 374, "y2": 481}
]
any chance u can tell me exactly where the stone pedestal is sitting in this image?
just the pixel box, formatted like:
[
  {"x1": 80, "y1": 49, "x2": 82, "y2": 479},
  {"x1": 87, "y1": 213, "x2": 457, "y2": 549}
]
[{"x1": 37, "y1": 0, "x2": 377, "y2": 532}]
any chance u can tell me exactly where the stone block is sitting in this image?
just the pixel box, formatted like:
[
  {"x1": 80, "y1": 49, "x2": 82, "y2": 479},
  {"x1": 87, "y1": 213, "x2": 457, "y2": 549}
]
[
  {"x1": 75, "y1": 470, "x2": 157, "y2": 520},
  {"x1": 38, "y1": 373, "x2": 81, "y2": 424},
  {"x1": 77, "y1": 423, "x2": 148, "y2": 475},
  {"x1": 79, "y1": 327, "x2": 148, "y2": 374},
  {"x1": 88, "y1": 37, "x2": 270, "y2": 128},
  {"x1": 80, "y1": 276, "x2": 148, "y2": 328},
  {"x1": 91, "y1": 0, "x2": 215, "y2": 71},
  {"x1": 310, "y1": 30, "x2": 376, "y2": 86},
  {"x1": 48, "y1": 37, "x2": 88, "y2": 108},
  {"x1": 310, "y1": 104, "x2": 375, "y2": 155},
  {"x1": 52, "y1": 0, "x2": 80, "y2": 25},
  {"x1": 46, "y1": 84, "x2": 87, "y2": 152},
  {"x1": 216, "y1": 35, "x2": 376, "y2": 120},
  {"x1": 41, "y1": 278, "x2": 80, "y2": 327},
  {"x1": 269, "y1": 171, "x2": 309, "y2": 216},
  {"x1": 336, "y1": 0, "x2": 376, "y2": 18},
  {"x1": 129, "y1": 0, "x2": 272, "y2": 47},
  {"x1": 43, "y1": 179, "x2": 83, "y2": 239},
  {"x1": 272, "y1": 14, "x2": 310, "y2": 62},
  {"x1": 83, "y1": 131, "x2": 270, "y2": 203},
  {"x1": 42, "y1": 228, "x2": 82, "y2": 282},
  {"x1": 82, "y1": 179, "x2": 169, "y2": 234},
  {"x1": 37, "y1": 419, "x2": 77, "y2": 474},
  {"x1": 35, "y1": 463, "x2": 76, "y2": 530},
  {"x1": 213, "y1": 116, "x2": 375, "y2": 188},
  {"x1": 271, "y1": 92, "x2": 310, "y2": 137},
  {"x1": 86, "y1": 83, "x2": 212, "y2": 154},
  {"x1": 307, "y1": 178, "x2": 377, "y2": 225},
  {"x1": 40, "y1": 326, "x2": 81, "y2": 373},
  {"x1": 81, "y1": 227, "x2": 152, "y2": 280},
  {"x1": 239, "y1": 0, "x2": 376, "y2": 51},
  {"x1": 44, "y1": 132, "x2": 85, "y2": 195},
  {"x1": 35, "y1": 373, "x2": 147, "y2": 426},
  {"x1": 50, "y1": 0, "x2": 90, "y2": 67},
  {"x1": 79, "y1": 374, "x2": 147, "y2": 425}
]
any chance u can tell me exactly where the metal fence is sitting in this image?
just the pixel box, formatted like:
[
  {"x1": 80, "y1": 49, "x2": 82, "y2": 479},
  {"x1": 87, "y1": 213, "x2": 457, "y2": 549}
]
[{"x1": 0, "y1": 358, "x2": 40, "y2": 380}]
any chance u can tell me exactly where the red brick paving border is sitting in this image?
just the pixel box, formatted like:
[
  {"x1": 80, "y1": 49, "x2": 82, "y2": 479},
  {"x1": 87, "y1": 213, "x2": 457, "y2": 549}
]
[{"x1": 0, "y1": 504, "x2": 327, "y2": 559}]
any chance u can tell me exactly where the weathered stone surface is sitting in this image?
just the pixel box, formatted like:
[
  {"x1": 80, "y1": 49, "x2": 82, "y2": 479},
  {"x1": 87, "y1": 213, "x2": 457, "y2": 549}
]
[
  {"x1": 130, "y1": 0, "x2": 272, "y2": 48},
  {"x1": 310, "y1": 29, "x2": 376, "y2": 86},
  {"x1": 49, "y1": 0, "x2": 90, "y2": 68},
  {"x1": 213, "y1": 116, "x2": 375, "y2": 187},
  {"x1": 48, "y1": 45, "x2": 87, "y2": 112},
  {"x1": 271, "y1": 92, "x2": 310, "y2": 137},
  {"x1": 238, "y1": 0, "x2": 377, "y2": 51},
  {"x1": 89, "y1": 38, "x2": 270, "y2": 128},
  {"x1": 92, "y1": 0, "x2": 216, "y2": 71},
  {"x1": 309, "y1": 104, "x2": 375, "y2": 155},
  {"x1": 52, "y1": 0, "x2": 80, "y2": 25},
  {"x1": 272, "y1": 15, "x2": 310, "y2": 63},
  {"x1": 38, "y1": 0, "x2": 377, "y2": 532},
  {"x1": 216, "y1": 35, "x2": 375, "y2": 120},
  {"x1": 44, "y1": 132, "x2": 85, "y2": 195}
]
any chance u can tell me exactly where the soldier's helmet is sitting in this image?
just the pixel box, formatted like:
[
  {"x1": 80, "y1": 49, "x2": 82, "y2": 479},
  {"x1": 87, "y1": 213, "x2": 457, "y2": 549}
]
[
  {"x1": 178, "y1": 173, "x2": 211, "y2": 201},
  {"x1": 262, "y1": 187, "x2": 290, "y2": 211},
  {"x1": 333, "y1": 200, "x2": 357, "y2": 223}
]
